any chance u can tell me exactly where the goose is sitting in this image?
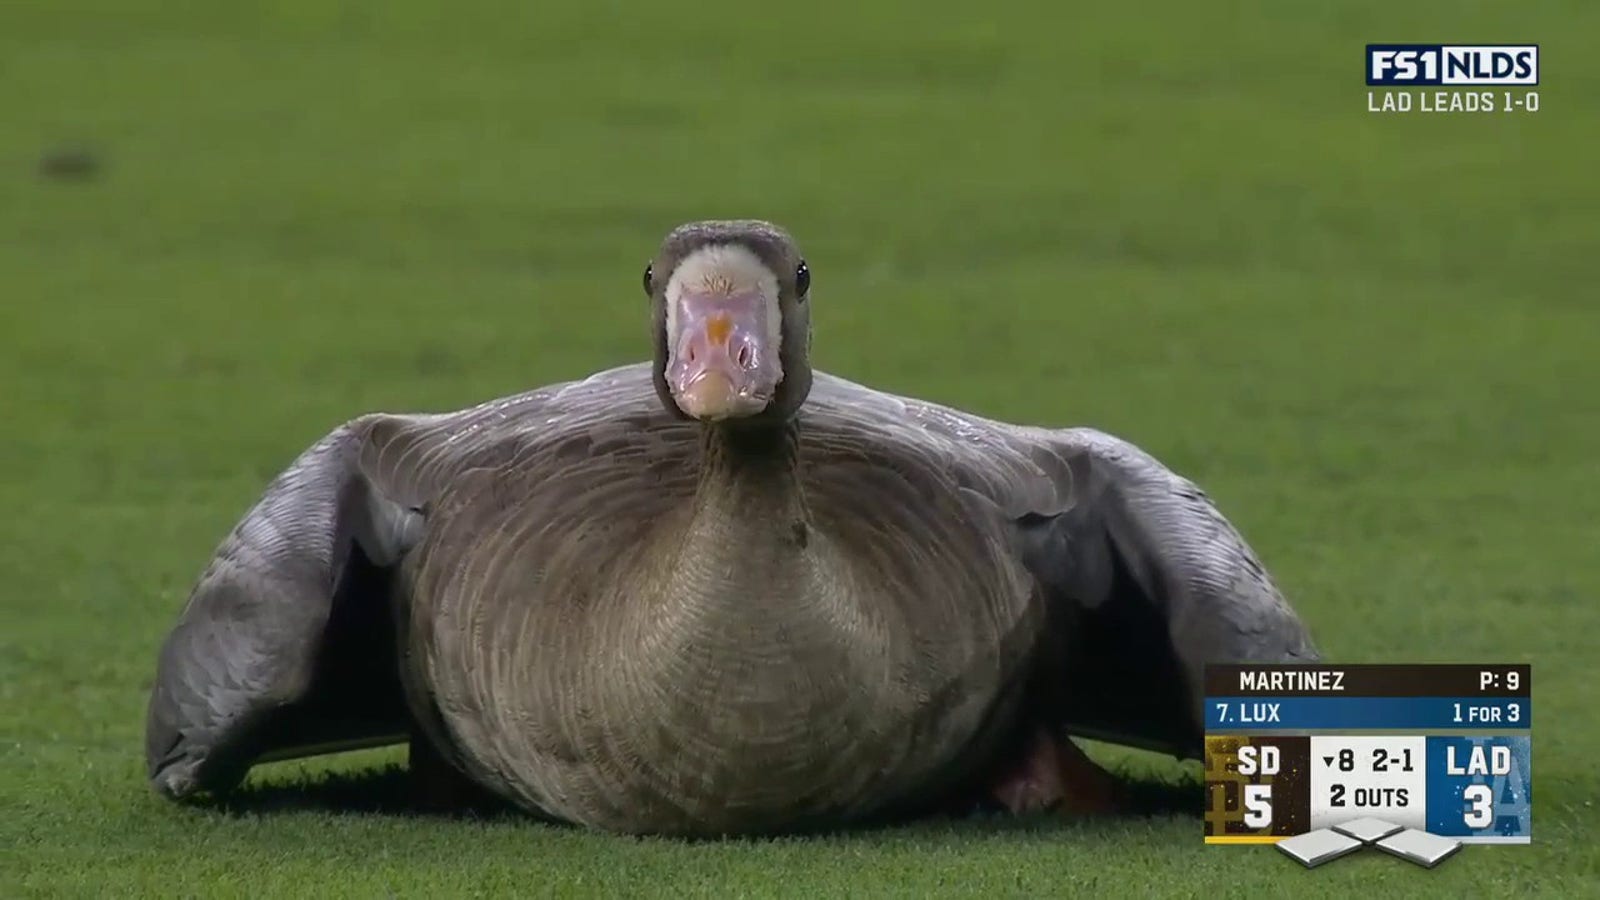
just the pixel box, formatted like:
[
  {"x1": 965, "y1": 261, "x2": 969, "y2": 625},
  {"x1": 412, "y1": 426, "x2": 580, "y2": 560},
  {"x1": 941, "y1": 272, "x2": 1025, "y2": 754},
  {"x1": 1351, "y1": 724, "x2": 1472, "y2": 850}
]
[{"x1": 145, "y1": 219, "x2": 1318, "y2": 835}]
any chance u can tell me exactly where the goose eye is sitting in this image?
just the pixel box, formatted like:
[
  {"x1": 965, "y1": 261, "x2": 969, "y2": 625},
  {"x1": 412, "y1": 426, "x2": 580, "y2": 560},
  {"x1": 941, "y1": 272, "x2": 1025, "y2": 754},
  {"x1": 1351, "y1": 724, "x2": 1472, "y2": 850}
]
[
  {"x1": 795, "y1": 261, "x2": 810, "y2": 299},
  {"x1": 642, "y1": 263, "x2": 654, "y2": 297}
]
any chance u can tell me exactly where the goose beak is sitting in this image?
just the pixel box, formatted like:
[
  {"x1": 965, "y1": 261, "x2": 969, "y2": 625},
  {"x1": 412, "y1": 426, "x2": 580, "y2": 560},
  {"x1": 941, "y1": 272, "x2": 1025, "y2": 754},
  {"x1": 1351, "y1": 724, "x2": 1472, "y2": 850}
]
[{"x1": 668, "y1": 295, "x2": 778, "y2": 421}]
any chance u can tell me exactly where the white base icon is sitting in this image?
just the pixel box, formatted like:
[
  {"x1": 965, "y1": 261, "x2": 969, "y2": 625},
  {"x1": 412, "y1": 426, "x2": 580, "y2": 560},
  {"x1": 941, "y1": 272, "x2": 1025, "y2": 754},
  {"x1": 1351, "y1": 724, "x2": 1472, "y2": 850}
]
[{"x1": 1277, "y1": 819, "x2": 1464, "y2": 869}]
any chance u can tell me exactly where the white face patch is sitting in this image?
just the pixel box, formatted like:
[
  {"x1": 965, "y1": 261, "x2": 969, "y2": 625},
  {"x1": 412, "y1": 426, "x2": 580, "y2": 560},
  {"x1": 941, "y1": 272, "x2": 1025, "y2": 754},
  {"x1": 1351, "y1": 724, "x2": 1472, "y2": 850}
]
[{"x1": 664, "y1": 243, "x2": 783, "y2": 356}]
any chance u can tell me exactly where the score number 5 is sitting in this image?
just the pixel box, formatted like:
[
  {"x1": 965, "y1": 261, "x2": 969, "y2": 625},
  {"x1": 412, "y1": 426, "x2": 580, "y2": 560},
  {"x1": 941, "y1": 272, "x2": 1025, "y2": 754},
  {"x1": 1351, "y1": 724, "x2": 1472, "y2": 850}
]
[{"x1": 1238, "y1": 745, "x2": 1278, "y2": 829}]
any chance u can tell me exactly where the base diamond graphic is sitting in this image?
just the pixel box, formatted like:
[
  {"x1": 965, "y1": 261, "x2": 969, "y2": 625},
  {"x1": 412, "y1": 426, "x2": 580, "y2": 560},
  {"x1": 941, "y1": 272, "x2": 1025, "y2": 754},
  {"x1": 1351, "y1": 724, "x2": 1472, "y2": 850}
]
[
  {"x1": 1332, "y1": 817, "x2": 1405, "y2": 845},
  {"x1": 1276, "y1": 830, "x2": 1364, "y2": 868},
  {"x1": 1274, "y1": 824, "x2": 1467, "y2": 869},
  {"x1": 1376, "y1": 829, "x2": 1464, "y2": 868}
]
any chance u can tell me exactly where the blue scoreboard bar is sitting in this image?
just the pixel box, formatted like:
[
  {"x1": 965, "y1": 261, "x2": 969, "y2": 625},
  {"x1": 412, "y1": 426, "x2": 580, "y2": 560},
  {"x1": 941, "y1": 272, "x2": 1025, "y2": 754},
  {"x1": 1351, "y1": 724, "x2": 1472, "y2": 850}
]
[{"x1": 1203, "y1": 664, "x2": 1531, "y2": 850}]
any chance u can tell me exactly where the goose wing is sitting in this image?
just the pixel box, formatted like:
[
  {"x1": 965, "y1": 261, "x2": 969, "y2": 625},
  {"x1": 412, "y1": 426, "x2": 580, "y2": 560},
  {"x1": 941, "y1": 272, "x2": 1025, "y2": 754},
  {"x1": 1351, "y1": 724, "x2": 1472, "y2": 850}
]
[
  {"x1": 808, "y1": 374, "x2": 1319, "y2": 760},
  {"x1": 999, "y1": 425, "x2": 1319, "y2": 758},
  {"x1": 144, "y1": 365, "x2": 654, "y2": 798}
]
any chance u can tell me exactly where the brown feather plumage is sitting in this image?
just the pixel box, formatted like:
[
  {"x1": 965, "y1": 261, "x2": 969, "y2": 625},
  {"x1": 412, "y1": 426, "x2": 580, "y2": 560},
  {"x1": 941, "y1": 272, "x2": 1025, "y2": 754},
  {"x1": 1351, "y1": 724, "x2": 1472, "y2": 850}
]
[{"x1": 144, "y1": 223, "x2": 1317, "y2": 835}]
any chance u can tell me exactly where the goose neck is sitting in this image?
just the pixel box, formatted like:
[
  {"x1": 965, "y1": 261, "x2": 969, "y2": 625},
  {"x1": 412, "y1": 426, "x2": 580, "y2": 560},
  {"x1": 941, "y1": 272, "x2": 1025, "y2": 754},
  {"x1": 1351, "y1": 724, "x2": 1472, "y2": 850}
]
[{"x1": 692, "y1": 420, "x2": 806, "y2": 519}]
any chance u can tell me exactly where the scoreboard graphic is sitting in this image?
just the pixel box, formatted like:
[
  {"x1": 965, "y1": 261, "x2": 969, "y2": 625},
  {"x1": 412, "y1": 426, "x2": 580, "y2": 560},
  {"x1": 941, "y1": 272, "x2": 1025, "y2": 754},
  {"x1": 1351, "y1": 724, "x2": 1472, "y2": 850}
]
[{"x1": 1203, "y1": 664, "x2": 1531, "y2": 855}]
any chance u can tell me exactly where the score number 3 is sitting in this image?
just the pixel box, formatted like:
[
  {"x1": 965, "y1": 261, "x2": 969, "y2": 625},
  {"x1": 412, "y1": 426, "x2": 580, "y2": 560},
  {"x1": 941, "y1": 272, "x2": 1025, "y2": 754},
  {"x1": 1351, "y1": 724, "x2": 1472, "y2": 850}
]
[
  {"x1": 1463, "y1": 784, "x2": 1494, "y2": 829},
  {"x1": 1238, "y1": 745, "x2": 1278, "y2": 829}
]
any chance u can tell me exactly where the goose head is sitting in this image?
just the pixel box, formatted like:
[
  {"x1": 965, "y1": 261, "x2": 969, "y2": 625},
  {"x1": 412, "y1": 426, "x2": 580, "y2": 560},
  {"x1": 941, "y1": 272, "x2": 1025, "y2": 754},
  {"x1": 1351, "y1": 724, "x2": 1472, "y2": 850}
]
[{"x1": 646, "y1": 220, "x2": 813, "y2": 426}]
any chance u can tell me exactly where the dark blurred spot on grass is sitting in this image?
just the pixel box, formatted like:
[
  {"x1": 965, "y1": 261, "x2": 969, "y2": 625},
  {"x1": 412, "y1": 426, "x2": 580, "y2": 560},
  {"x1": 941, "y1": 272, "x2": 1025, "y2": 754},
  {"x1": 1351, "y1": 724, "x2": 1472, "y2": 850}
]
[
  {"x1": 37, "y1": 145, "x2": 103, "y2": 182},
  {"x1": 410, "y1": 344, "x2": 465, "y2": 376}
]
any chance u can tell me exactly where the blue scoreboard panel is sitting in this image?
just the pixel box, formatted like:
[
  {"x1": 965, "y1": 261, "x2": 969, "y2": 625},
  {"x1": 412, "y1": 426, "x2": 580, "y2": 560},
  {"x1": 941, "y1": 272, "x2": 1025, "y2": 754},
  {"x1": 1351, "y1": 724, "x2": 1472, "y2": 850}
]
[{"x1": 1203, "y1": 664, "x2": 1531, "y2": 845}]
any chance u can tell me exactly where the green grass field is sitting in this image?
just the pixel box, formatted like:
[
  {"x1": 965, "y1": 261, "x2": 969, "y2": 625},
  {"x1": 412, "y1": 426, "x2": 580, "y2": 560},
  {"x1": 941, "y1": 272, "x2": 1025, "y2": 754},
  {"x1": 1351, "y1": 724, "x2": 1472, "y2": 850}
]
[{"x1": 3, "y1": 1, "x2": 1597, "y2": 895}]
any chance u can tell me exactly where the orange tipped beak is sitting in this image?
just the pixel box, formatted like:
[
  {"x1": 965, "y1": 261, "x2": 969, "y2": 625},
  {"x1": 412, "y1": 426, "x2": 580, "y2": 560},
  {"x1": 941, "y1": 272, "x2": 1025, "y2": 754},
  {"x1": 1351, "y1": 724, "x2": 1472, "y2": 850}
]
[
  {"x1": 666, "y1": 296, "x2": 779, "y2": 421},
  {"x1": 704, "y1": 314, "x2": 733, "y2": 348}
]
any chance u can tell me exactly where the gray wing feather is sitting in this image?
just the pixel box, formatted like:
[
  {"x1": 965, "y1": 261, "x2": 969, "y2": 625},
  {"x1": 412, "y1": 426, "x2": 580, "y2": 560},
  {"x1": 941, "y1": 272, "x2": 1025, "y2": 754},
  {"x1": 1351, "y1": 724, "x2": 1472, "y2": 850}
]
[
  {"x1": 145, "y1": 413, "x2": 447, "y2": 798},
  {"x1": 145, "y1": 367, "x2": 659, "y2": 799},
  {"x1": 148, "y1": 421, "x2": 373, "y2": 796},
  {"x1": 806, "y1": 373, "x2": 1317, "y2": 757},
  {"x1": 1011, "y1": 425, "x2": 1319, "y2": 754}
]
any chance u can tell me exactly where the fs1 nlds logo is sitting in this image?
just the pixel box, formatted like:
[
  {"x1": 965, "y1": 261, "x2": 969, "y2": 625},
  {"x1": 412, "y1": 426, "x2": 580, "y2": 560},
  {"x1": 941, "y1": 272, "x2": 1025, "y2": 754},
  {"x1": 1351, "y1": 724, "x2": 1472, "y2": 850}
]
[{"x1": 1366, "y1": 44, "x2": 1540, "y2": 114}]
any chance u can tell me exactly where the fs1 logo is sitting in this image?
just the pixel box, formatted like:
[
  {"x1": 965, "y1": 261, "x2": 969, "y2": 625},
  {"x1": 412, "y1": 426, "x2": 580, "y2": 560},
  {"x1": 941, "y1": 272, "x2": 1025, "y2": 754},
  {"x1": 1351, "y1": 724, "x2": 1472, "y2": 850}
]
[{"x1": 1367, "y1": 45, "x2": 1539, "y2": 86}]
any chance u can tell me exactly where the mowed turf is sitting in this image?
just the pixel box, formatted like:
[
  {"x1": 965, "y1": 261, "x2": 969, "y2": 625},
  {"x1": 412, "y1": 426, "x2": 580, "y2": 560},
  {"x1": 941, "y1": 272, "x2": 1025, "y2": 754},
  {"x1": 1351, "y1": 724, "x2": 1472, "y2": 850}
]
[{"x1": 3, "y1": 1, "x2": 1598, "y2": 895}]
